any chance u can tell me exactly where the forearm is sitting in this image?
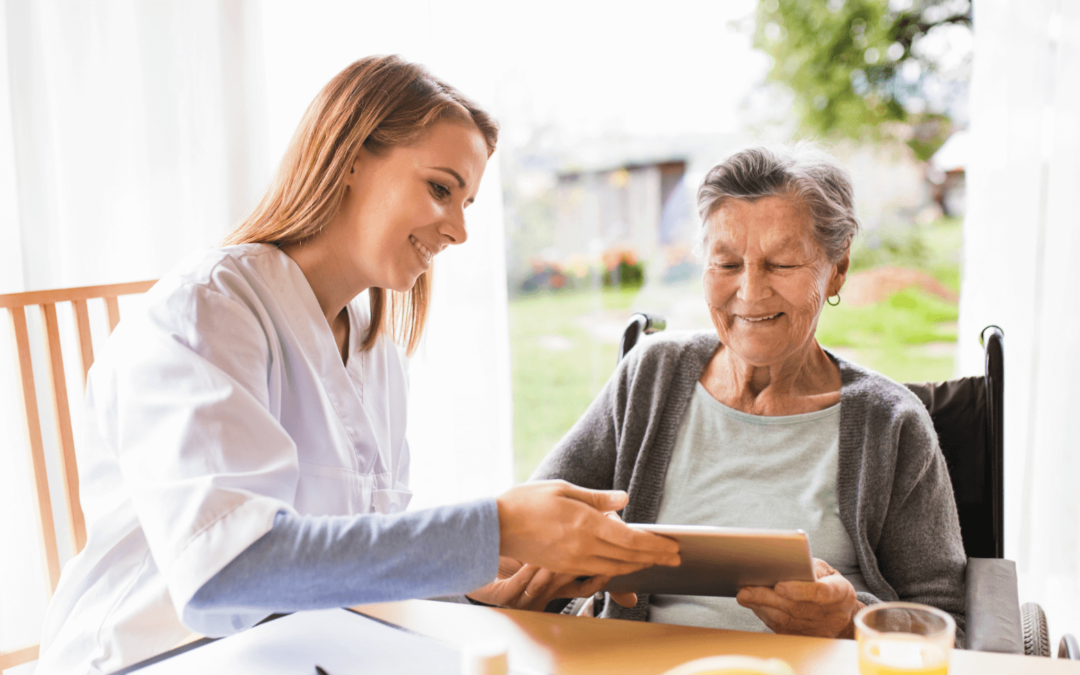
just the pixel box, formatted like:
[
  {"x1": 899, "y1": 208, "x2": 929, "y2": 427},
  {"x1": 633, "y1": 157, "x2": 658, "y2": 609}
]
[{"x1": 185, "y1": 500, "x2": 499, "y2": 629}]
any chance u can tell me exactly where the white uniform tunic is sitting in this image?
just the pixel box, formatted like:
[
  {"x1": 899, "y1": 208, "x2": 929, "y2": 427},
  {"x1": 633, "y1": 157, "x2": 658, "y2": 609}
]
[{"x1": 38, "y1": 244, "x2": 418, "y2": 673}]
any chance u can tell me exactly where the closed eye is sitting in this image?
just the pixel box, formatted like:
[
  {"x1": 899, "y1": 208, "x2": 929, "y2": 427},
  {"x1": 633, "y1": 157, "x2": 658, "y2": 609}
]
[{"x1": 429, "y1": 181, "x2": 451, "y2": 200}]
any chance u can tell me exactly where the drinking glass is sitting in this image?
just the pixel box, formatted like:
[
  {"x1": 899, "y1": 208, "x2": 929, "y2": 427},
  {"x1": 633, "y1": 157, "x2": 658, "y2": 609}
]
[{"x1": 855, "y1": 602, "x2": 955, "y2": 675}]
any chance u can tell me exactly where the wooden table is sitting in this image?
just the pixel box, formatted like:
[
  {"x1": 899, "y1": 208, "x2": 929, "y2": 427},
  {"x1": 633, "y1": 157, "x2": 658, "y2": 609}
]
[{"x1": 355, "y1": 600, "x2": 1080, "y2": 674}]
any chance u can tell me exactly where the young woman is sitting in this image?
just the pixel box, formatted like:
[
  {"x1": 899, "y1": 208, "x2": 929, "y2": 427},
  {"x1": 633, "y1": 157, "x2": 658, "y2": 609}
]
[{"x1": 36, "y1": 56, "x2": 679, "y2": 675}]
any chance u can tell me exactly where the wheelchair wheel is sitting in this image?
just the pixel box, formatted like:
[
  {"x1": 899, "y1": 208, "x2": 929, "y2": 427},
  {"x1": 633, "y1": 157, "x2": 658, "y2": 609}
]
[
  {"x1": 1059, "y1": 634, "x2": 1080, "y2": 660},
  {"x1": 1022, "y1": 602, "x2": 1051, "y2": 657}
]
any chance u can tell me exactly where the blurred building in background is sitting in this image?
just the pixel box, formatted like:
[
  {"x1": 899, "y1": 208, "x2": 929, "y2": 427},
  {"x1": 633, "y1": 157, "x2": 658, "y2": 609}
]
[
  {"x1": 504, "y1": 131, "x2": 952, "y2": 297},
  {"x1": 555, "y1": 159, "x2": 688, "y2": 260},
  {"x1": 929, "y1": 129, "x2": 969, "y2": 218},
  {"x1": 529, "y1": 156, "x2": 694, "y2": 293},
  {"x1": 503, "y1": 134, "x2": 736, "y2": 297}
]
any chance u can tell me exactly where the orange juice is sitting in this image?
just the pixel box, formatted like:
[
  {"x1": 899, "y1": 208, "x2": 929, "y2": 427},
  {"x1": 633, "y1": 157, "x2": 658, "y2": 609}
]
[{"x1": 858, "y1": 635, "x2": 949, "y2": 675}]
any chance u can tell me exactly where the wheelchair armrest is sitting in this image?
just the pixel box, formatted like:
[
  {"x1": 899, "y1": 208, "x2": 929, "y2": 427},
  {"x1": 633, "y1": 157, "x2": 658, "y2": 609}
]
[{"x1": 965, "y1": 558, "x2": 1023, "y2": 653}]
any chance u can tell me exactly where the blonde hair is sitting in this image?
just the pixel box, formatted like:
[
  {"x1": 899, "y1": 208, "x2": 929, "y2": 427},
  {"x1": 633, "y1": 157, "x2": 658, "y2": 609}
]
[{"x1": 224, "y1": 55, "x2": 499, "y2": 354}]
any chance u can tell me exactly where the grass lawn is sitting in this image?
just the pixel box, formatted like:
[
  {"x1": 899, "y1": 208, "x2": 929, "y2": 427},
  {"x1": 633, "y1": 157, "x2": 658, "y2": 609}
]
[
  {"x1": 816, "y1": 287, "x2": 958, "y2": 383},
  {"x1": 508, "y1": 218, "x2": 964, "y2": 481},
  {"x1": 508, "y1": 287, "x2": 637, "y2": 481}
]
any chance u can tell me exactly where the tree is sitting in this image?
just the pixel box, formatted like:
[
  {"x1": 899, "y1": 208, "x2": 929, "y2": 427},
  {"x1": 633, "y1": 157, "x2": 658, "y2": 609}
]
[{"x1": 754, "y1": 0, "x2": 972, "y2": 160}]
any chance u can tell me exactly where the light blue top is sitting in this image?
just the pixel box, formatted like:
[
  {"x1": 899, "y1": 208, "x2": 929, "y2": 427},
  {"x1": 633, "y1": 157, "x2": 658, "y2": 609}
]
[
  {"x1": 187, "y1": 499, "x2": 499, "y2": 631},
  {"x1": 649, "y1": 382, "x2": 866, "y2": 631}
]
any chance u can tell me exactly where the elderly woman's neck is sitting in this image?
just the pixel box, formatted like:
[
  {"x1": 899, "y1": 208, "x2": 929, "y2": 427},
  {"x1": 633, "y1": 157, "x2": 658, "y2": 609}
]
[{"x1": 702, "y1": 342, "x2": 841, "y2": 416}]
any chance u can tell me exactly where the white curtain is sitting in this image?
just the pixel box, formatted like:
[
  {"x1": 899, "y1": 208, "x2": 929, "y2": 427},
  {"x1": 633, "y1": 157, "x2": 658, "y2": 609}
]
[
  {"x1": 0, "y1": 0, "x2": 268, "y2": 292},
  {"x1": 1, "y1": 0, "x2": 512, "y2": 667},
  {"x1": 0, "y1": 2, "x2": 268, "y2": 666},
  {"x1": 959, "y1": 0, "x2": 1080, "y2": 647}
]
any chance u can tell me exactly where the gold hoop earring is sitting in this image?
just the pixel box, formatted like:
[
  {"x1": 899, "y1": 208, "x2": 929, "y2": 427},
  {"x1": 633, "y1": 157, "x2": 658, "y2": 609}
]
[{"x1": 827, "y1": 294, "x2": 841, "y2": 307}]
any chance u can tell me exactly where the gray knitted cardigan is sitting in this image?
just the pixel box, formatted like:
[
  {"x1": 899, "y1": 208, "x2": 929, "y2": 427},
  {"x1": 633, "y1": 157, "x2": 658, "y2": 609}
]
[{"x1": 531, "y1": 330, "x2": 966, "y2": 644}]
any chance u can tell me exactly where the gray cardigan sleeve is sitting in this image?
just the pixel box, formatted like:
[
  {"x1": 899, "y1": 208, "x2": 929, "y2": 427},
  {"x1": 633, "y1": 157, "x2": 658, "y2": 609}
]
[
  {"x1": 529, "y1": 355, "x2": 628, "y2": 489},
  {"x1": 874, "y1": 406, "x2": 968, "y2": 641}
]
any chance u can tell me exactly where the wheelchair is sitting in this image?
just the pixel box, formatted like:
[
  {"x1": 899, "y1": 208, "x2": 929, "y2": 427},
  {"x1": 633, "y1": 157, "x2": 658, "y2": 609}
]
[{"x1": 619, "y1": 315, "x2": 1078, "y2": 658}]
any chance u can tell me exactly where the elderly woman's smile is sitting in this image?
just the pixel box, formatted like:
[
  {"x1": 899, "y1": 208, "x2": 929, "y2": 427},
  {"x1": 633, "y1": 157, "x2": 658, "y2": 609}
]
[
  {"x1": 703, "y1": 195, "x2": 845, "y2": 370},
  {"x1": 737, "y1": 313, "x2": 783, "y2": 322}
]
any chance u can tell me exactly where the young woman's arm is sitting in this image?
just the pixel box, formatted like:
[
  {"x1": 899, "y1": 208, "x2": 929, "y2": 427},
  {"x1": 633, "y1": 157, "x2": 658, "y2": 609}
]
[{"x1": 186, "y1": 504, "x2": 499, "y2": 633}]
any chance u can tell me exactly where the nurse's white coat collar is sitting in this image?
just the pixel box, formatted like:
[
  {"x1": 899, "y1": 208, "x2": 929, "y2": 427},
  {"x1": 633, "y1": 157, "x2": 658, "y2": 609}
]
[{"x1": 266, "y1": 246, "x2": 388, "y2": 469}]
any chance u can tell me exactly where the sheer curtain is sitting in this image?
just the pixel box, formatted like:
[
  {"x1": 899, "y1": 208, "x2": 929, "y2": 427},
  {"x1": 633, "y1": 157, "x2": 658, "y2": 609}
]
[
  {"x1": 0, "y1": 0, "x2": 268, "y2": 293},
  {"x1": 958, "y1": 0, "x2": 1080, "y2": 646},
  {"x1": 0, "y1": 2, "x2": 268, "y2": 666},
  {"x1": 1, "y1": 0, "x2": 512, "y2": 667}
]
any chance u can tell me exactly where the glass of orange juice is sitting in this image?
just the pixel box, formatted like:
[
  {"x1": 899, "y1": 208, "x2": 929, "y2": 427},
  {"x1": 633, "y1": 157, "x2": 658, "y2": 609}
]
[{"x1": 855, "y1": 602, "x2": 955, "y2": 675}]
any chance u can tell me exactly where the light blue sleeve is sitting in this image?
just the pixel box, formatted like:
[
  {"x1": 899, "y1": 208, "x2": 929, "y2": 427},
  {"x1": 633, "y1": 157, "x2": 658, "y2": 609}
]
[{"x1": 184, "y1": 498, "x2": 500, "y2": 635}]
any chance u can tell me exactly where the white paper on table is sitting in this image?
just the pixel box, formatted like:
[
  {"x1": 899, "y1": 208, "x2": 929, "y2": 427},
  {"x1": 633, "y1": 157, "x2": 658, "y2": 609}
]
[{"x1": 125, "y1": 608, "x2": 460, "y2": 675}]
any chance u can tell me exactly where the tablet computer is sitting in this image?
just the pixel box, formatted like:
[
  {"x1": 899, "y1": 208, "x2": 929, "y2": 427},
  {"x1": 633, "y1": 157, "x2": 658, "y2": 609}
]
[{"x1": 604, "y1": 524, "x2": 815, "y2": 597}]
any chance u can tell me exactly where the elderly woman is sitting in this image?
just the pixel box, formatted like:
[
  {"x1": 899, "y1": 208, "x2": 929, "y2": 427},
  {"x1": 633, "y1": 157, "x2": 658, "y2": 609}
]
[{"x1": 532, "y1": 145, "x2": 966, "y2": 643}]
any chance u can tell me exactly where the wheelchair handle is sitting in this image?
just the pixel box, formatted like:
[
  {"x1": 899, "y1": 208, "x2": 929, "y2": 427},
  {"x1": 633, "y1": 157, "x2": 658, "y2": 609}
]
[
  {"x1": 980, "y1": 324, "x2": 1004, "y2": 348},
  {"x1": 618, "y1": 313, "x2": 666, "y2": 363},
  {"x1": 636, "y1": 313, "x2": 666, "y2": 335}
]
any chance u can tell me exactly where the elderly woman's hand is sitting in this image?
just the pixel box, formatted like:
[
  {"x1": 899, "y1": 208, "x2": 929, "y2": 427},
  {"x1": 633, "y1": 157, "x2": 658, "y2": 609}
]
[{"x1": 736, "y1": 558, "x2": 865, "y2": 639}]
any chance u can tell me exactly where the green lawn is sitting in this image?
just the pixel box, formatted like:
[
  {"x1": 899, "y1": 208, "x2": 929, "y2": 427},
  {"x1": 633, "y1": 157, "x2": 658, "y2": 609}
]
[
  {"x1": 824, "y1": 216, "x2": 963, "y2": 380},
  {"x1": 816, "y1": 287, "x2": 958, "y2": 383},
  {"x1": 509, "y1": 288, "x2": 637, "y2": 481},
  {"x1": 508, "y1": 218, "x2": 965, "y2": 481}
]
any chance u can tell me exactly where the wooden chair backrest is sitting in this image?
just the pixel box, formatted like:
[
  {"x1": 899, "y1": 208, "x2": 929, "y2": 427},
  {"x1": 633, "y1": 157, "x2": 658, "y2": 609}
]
[{"x1": 0, "y1": 280, "x2": 155, "y2": 672}]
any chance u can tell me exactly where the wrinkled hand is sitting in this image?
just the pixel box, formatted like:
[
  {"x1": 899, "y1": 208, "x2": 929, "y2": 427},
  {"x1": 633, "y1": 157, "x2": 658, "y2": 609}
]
[
  {"x1": 736, "y1": 558, "x2": 864, "y2": 639},
  {"x1": 467, "y1": 557, "x2": 610, "y2": 611},
  {"x1": 496, "y1": 481, "x2": 681, "y2": 578}
]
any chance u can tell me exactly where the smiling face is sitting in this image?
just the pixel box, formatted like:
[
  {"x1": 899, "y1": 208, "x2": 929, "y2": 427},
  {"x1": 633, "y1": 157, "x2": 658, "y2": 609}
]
[
  {"x1": 702, "y1": 195, "x2": 848, "y2": 368},
  {"x1": 334, "y1": 118, "x2": 489, "y2": 293}
]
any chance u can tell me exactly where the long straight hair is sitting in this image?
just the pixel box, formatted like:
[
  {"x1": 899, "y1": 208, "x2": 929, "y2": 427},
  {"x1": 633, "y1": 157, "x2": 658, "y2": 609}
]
[{"x1": 224, "y1": 55, "x2": 499, "y2": 354}]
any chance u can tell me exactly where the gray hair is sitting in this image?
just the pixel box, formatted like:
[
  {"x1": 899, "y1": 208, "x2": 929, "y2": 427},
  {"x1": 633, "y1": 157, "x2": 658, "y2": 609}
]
[{"x1": 696, "y1": 144, "x2": 860, "y2": 263}]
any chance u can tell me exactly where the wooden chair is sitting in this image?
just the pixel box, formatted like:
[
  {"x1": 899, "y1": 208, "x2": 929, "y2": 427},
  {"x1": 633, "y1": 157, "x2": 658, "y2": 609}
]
[{"x1": 0, "y1": 280, "x2": 155, "y2": 673}]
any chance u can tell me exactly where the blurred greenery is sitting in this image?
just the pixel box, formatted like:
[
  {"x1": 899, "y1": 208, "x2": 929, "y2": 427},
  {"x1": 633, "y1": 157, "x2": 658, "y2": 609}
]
[
  {"x1": 509, "y1": 217, "x2": 964, "y2": 481},
  {"x1": 754, "y1": 0, "x2": 970, "y2": 159},
  {"x1": 509, "y1": 288, "x2": 636, "y2": 481},
  {"x1": 849, "y1": 216, "x2": 963, "y2": 288},
  {"x1": 816, "y1": 287, "x2": 958, "y2": 382},
  {"x1": 601, "y1": 256, "x2": 646, "y2": 290},
  {"x1": 817, "y1": 288, "x2": 958, "y2": 348}
]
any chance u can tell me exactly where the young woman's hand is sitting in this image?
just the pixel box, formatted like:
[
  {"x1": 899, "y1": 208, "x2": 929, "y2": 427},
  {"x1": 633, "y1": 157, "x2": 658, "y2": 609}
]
[
  {"x1": 466, "y1": 557, "x2": 610, "y2": 611},
  {"x1": 735, "y1": 558, "x2": 865, "y2": 639},
  {"x1": 599, "y1": 510, "x2": 642, "y2": 609},
  {"x1": 495, "y1": 481, "x2": 680, "y2": 578}
]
